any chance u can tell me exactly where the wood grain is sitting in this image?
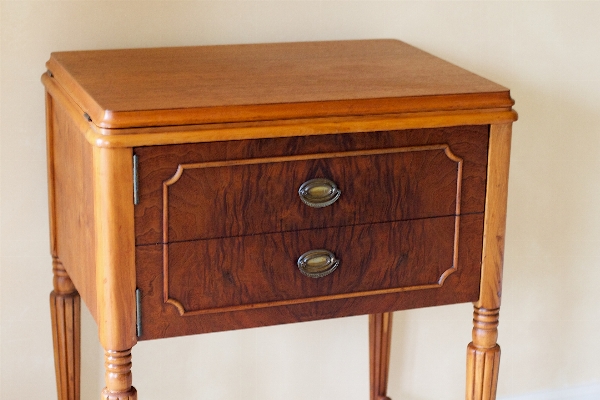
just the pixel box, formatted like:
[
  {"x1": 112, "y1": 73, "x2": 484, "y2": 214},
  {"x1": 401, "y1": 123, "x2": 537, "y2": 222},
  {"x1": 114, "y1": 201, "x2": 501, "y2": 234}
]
[
  {"x1": 45, "y1": 90, "x2": 57, "y2": 257},
  {"x1": 50, "y1": 259, "x2": 81, "y2": 400},
  {"x1": 466, "y1": 123, "x2": 512, "y2": 400},
  {"x1": 476, "y1": 123, "x2": 512, "y2": 312},
  {"x1": 92, "y1": 146, "x2": 138, "y2": 398},
  {"x1": 42, "y1": 72, "x2": 515, "y2": 149},
  {"x1": 467, "y1": 309, "x2": 501, "y2": 400},
  {"x1": 370, "y1": 312, "x2": 393, "y2": 400},
  {"x1": 165, "y1": 217, "x2": 457, "y2": 314},
  {"x1": 135, "y1": 125, "x2": 489, "y2": 245},
  {"x1": 89, "y1": 109, "x2": 516, "y2": 148},
  {"x1": 163, "y1": 144, "x2": 462, "y2": 242},
  {"x1": 48, "y1": 88, "x2": 97, "y2": 320},
  {"x1": 45, "y1": 40, "x2": 512, "y2": 129},
  {"x1": 42, "y1": 40, "x2": 516, "y2": 399},
  {"x1": 100, "y1": 349, "x2": 137, "y2": 400},
  {"x1": 135, "y1": 213, "x2": 483, "y2": 340},
  {"x1": 92, "y1": 146, "x2": 137, "y2": 351}
]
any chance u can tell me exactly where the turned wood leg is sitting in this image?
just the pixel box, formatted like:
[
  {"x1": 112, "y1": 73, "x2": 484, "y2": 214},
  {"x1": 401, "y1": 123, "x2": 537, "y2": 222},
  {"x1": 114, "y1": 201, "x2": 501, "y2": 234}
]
[
  {"x1": 50, "y1": 259, "x2": 81, "y2": 400},
  {"x1": 466, "y1": 123, "x2": 512, "y2": 399},
  {"x1": 369, "y1": 312, "x2": 393, "y2": 400},
  {"x1": 101, "y1": 349, "x2": 137, "y2": 400},
  {"x1": 466, "y1": 308, "x2": 500, "y2": 400}
]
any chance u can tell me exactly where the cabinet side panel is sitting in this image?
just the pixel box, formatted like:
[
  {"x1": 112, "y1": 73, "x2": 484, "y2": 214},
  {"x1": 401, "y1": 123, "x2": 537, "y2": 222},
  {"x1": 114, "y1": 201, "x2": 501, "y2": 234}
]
[{"x1": 51, "y1": 95, "x2": 97, "y2": 320}]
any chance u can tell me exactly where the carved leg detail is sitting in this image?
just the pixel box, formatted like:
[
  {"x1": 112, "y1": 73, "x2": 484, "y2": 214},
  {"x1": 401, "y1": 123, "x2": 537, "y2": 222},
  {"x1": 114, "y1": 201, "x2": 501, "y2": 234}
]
[
  {"x1": 369, "y1": 312, "x2": 393, "y2": 400},
  {"x1": 466, "y1": 308, "x2": 500, "y2": 400},
  {"x1": 50, "y1": 259, "x2": 81, "y2": 400},
  {"x1": 101, "y1": 349, "x2": 138, "y2": 400}
]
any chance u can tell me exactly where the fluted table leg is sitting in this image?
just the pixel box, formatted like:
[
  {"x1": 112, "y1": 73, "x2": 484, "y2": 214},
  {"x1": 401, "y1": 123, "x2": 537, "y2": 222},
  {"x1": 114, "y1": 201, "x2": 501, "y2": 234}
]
[
  {"x1": 466, "y1": 308, "x2": 501, "y2": 400},
  {"x1": 369, "y1": 312, "x2": 393, "y2": 400},
  {"x1": 466, "y1": 123, "x2": 512, "y2": 400},
  {"x1": 50, "y1": 259, "x2": 81, "y2": 400}
]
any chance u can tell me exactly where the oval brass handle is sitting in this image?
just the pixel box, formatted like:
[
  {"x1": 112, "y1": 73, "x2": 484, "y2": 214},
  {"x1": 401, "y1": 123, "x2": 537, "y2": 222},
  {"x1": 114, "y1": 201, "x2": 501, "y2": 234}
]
[
  {"x1": 298, "y1": 178, "x2": 341, "y2": 208},
  {"x1": 297, "y1": 249, "x2": 339, "y2": 278}
]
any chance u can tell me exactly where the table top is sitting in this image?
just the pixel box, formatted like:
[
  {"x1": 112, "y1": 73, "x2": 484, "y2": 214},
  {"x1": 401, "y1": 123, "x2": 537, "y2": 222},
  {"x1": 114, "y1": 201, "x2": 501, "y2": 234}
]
[{"x1": 46, "y1": 40, "x2": 512, "y2": 129}]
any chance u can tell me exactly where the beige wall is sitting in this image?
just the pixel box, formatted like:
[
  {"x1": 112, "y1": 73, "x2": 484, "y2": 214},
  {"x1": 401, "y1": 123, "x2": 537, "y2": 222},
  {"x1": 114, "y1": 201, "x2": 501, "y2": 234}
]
[{"x1": 1, "y1": 1, "x2": 599, "y2": 399}]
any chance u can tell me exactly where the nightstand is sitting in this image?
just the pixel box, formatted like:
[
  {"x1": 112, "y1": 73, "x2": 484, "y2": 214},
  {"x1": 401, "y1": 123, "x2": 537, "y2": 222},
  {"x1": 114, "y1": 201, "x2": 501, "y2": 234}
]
[{"x1": 43, "y1": 39, "x2": 516, "y2": 400}]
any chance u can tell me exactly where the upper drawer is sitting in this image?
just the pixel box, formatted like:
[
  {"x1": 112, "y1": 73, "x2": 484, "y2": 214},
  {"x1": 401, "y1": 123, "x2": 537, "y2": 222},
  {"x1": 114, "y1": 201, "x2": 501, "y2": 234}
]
[{"x1": 134, "y1": 126, "x2": 489, "y2": 244}]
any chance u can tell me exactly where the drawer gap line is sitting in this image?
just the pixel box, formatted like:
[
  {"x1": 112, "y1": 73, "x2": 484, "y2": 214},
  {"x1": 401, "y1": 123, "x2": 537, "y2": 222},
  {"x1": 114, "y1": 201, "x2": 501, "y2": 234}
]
[{"x1": 136, "y1": 212, "x2": 484, "y2": 246}]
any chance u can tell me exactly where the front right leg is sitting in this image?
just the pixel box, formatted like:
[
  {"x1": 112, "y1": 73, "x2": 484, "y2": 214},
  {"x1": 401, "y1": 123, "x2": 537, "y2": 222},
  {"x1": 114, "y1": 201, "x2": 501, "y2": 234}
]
[{"x1": 101, "y1": 348, "x2": 137, "y2": 400}]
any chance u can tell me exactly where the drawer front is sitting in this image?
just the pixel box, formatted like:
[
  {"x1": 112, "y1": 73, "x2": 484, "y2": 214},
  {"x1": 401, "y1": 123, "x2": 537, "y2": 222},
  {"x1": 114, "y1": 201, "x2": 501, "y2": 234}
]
[
  {"x1": 165, "y1": 215, "x2": 457, "y2": 315},
  {"x1": 134, "y1": 126, "x2": 489, "y2": 245},
  {"x1": 136, "y1": 213, "x2": 484, "y2": 339},
  {"x1": 163, "y1": 146, "x2": 461, "y2": 242}
]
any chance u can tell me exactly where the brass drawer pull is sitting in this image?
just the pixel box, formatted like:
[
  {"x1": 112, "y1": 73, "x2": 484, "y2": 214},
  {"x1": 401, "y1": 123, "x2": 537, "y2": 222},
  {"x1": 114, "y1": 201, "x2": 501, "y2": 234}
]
[
  {"x1": 298, "y1": 178, "x2": 341, "y2": 208},
  {"x1": 297, "y1": 249, "x2": 339, "y2": 278}
]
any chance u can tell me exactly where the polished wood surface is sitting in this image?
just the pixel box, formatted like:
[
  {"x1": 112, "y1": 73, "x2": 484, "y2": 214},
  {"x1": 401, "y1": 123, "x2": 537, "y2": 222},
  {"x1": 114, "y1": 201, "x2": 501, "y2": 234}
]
[
  {"x1": 46, "y1": 40, "x2": 512, "y2": 129},
  {"x1": 47, "y1": 92, "x2": 98, "y2": 319},
  {"x1": 161, "y1": 146, "x2": 462, "y2": 241},
  {"x1": 92, "y1": 146, "x2": 137, "y2": 351},
  {"x1": 42, "y1": 60, "x2": 516, "y2": 150},
  {"x1": 89, "y1": 146, "x2": 138, "y2": 398},
  {"x1": 101, "y1": 350, "x2": 137, "y2": 400},
  {"x1": 134, "y1": 125, "x2": 489, "y2": 245},
  {"x1": 50, "y1": 260, "x2": 81, "y2": 400},
  {"x1": 46, "y1": 90, "x2": 83, "y2": 400},
  {"x1": 43, "y1": 40, "x2": 515, "y2": 400},
  {"x1": 91, "y1": 108, "x2": 516, "y2": 148},
  {"x1": 369, "y1": 313, "x2": 393, "y2": 400},
  {"x1": 135, "y1": 213, "x2": 484, "y2": 339},
  {"x1": 466, "y1": 123, "x2": 512, "y2": 400},
  {"x1": 166, "y1": 217, "x2": 459, "y2": 314}
]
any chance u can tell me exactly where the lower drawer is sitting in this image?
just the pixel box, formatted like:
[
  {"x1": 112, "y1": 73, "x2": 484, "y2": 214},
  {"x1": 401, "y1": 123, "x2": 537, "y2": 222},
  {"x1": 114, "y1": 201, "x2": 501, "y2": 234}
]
[{"x1": 136, "y1": 214, "x2": 484, "y2": 339}]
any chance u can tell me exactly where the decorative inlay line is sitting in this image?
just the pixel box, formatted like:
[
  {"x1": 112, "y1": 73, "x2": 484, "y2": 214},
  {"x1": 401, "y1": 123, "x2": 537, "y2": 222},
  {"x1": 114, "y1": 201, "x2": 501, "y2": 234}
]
[
  {"x1": 162, "y1": 144, "x2": 464, "y2": 314},
  {"x1": 165, "y1": 283, "x2": 446, "y2": 316},
  {"x1": 164, "y1": 144, "x2": 457, "y2": 188}
]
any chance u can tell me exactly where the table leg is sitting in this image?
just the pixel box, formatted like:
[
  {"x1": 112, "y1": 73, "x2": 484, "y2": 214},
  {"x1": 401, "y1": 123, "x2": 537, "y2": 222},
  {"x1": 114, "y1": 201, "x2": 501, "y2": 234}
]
[
  {"x1": 466, "y1": 307, "x2": 501, "y2": 399},
  {"x1": 465, "y1": 123, "x2": 512, "y2": 400},
  {"x1": 369, "y1": 312, "x2": 393, "y2": 400},
  {"x1": 101, "y1": 348, "x2": 137, "y2": 400},
  {"x1": 50, "y1": 258, "x2": 81, "y2": 400}
]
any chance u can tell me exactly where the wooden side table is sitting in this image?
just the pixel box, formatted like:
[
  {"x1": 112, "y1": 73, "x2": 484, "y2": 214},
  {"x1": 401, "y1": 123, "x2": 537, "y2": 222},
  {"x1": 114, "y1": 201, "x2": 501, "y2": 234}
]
[{"x1": 42, "y1": 40, "x2": 516, "y2": 400}]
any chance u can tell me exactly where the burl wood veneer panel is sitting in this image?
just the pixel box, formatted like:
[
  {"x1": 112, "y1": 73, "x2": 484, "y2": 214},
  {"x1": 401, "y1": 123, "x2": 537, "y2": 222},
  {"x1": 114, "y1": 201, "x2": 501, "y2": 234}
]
[
  {"x1": 163, "y1": 145, "x2": 460, "y2": 242},
  {"x1": 136, "y1": 214, "x2": 484, "y2": 340},
  {"x1": 134, "y1": 125, "x2": 489, "y2": 245},
  {"x1": 167, "y1": 217, "x2": 457, "y2": 313}
]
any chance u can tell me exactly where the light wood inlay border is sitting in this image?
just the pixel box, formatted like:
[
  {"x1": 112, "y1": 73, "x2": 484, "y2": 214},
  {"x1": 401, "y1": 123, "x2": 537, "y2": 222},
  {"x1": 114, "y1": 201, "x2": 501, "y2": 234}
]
[{"x1": 162, "y1": 144, "x2": 464, "y2": 316}]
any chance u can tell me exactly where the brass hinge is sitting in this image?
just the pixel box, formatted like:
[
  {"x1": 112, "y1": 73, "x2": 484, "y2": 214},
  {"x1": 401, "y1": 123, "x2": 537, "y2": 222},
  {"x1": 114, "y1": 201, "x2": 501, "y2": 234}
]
[
  {"x1": 135, "y1": 288, "x2": 142, "y2": 337},
  {"x1": 133, "y1": 154, "x2": 139, "y2": 205}
]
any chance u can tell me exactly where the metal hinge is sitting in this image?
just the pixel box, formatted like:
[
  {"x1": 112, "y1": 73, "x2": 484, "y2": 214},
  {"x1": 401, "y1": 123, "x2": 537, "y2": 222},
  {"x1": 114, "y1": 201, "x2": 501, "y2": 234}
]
[
  {"x1": 135, "y1": 288, "x2": 142, "y2": 337},
  {"x1": 133, "y1": 154, "x2": 139, "y2": 205}
]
